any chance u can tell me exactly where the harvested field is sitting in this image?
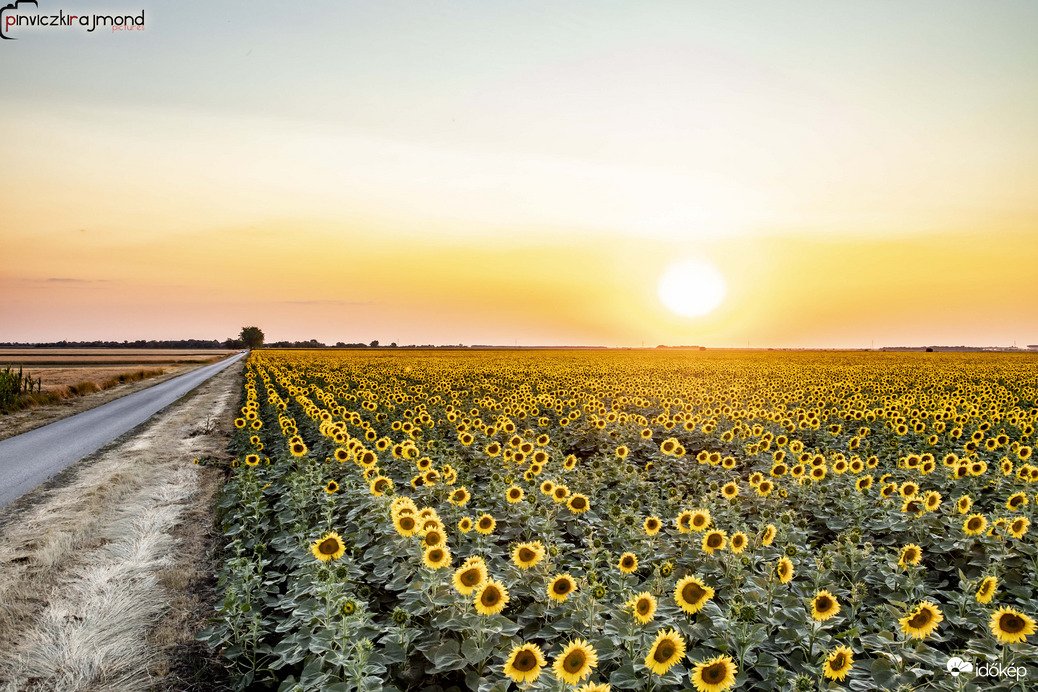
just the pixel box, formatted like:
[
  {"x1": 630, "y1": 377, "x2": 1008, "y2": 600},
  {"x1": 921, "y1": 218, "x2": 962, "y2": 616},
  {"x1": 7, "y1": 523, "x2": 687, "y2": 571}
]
[{"x1": 0, "y1": 349, "x2": 234, "y2": 367}]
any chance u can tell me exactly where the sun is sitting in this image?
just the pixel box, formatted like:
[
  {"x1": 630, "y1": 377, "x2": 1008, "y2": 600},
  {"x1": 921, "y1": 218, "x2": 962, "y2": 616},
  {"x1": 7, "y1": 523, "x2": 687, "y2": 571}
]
[{"x1": 657, "y1": 259, "x2": 727, "y2": 317}]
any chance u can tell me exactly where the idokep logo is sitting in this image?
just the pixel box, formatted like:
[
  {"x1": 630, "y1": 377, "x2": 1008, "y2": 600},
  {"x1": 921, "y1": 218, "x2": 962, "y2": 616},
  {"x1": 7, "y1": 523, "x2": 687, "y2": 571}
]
[
  {"x1": 947, "y1": 655, "x2": 1028, "y2": 681},
  {"x1": 1, "y1": 0, "x2": 145, "y2": 40}
]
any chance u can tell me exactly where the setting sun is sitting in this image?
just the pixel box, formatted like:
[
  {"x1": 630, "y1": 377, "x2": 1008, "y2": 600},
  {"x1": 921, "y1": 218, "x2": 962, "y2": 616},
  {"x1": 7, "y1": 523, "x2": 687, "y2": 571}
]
[{"x1": 657, "y1": 259, "x2": 727, "y2": 318}]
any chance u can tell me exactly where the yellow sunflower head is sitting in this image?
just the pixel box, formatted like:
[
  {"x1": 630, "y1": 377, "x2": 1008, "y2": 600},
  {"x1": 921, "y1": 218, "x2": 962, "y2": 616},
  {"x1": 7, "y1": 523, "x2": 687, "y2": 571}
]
[
  {"x1": 512, "y1": 541, "x2": 544, "y2": 569},
  {"x1": 503, "y1": 643, "x2": 546, "y2": 684},
  {"x1": 674, "y1": 575, "x2": 714, "y2": 614},
  {"x1": 452, "y1": 560, "x2": 488, "y2": 595},
  {"x1": 811, "y1": 590, "x2": 840, "y2": 621},
  {"x1": 975, "y1": 576, "x2": 998, "y2": 604},
  {"x1": 644, "y1": 628, "x2": 686, "y2": 675},
  {"x1": 552, "y1": 639, "x2": 598, "y2": 685},
  {"x1": 690, "y1": 654, "x2": 737, "y2": 692},
  {"x1": 311, "y1": 532, "x2": 346, "y2": 562},
  {"x1": 547, "y1": 574, "x2": 577, "y2": 602},
  {"x1": 701, "y1": 530, "x2": 727, "y2": 555},
  {"x1": 776, "y1": 557, "x2": 794, "y2": 584},
  {"x1": 990, "y1": 606, "x2": 1036, "y2": 644},
  {"x1": 899, "y1": 600, "x2": 943, "y2": 639},
  {"x1": 627, "y1": 591, "x2": 657, "y2": 624},
  {"x1": 822, "y1": 645, "x2": 854, "y2": 681},
  {"x1": 474, "y1": 579, "x2": 510, "y2": 615}
]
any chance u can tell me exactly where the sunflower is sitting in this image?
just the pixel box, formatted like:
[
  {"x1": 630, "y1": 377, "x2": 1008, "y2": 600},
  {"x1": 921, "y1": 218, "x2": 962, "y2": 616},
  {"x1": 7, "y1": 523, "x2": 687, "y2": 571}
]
[
  {"x1": 422, "y1": 528, "x2": 445, "y2": 548},
  {"x1": 449, "y1": 487, "x2": 470, "y2": 506},
  {"x1": 645, "y1": 628, "x2": 686, "y2": 675},
  {"x1": 512, "y1": 541, "x2": 545, "y2": 569},
  {"x1": 957, "y1": 495, "x2": 973, "y2": 514},
  {"x1": 552, "y1": 639, "x2": 598, "y2": 685},
  {"x1": 1009, "y1": 516, "x2": 1030, "y2": 539},
  {"x1": 627, "y1": 591, "x2": 657, "y2": 624},
  {"x1": 899, "y1": 601, "x2": 943, "y2": 639},
  {"x1": 898, "y1": 544, "x2": 922, "y2": 568},
  {"x1": 244, "y1": 454, "x2": 260, "y2": 466},
  {"x1": 975, "y1": 576, "x2": 998, "y2": 604},
  {"x1": 776, "y1": 557, "x2": 794, "y2": 584},
  {"x1": 475, "y1": 513, "x2": 496, "y2": 535},
  {"x1": 568, "y1": 493, "x2": 590, "y2": 513},
  {"x1": 690, "y1": 654, "x2": 737, "y2": 692},
  {"x1": 990, "y1": 606, "x2": 1036, "y2": 644},
  {"x1": 540, "y1": 480, "x2": 555, "y2": 496},
  {"x1": 822, "y1": 645, "x2": 854, "y2": 681},
  {"x1": 506, "y1": 486, "x2": 524, "y2": 503},
  {"x1": 369, "y1": 475, "x2": 393, "y2": 496},
  {"x1": 921, "y1": 491, "x2": 941, "y2": 512},
  {"x1": 311, "y1": 532, "x2": 346, "y2": 562},
  {"x1": 643, "y1": 516, "x2": 662, "y2": 536},
  {"x1": 474, "y1": 579, "x2": 510, "y2": 615},
  {"x1": 452, "y1": 559, "x2": 488, "y2": 594},
  {"x1": 761, "y1": 523, "x2": 777, "y2": 546},
  {"x1": 423, "y1": 545, "x2": 451, "y2": 570},
  {"x1": 729, "y1": 532, "x2": 747, "y2": 554},
  {"x1": 552, "y1": 484, "x2": 571, "y2": 503},
  {"x1": 810, "y1": 590, "x2": 840, "y2": 621},
  {"x1": 618, "y1": 552, "x2": 638, "y2": 574},
  {"x1": 393, "y1": 514, "x2": 418, "y2": 537},
  {"x1": 674, "y1": 575, "x2": 714, "y2": 614},
  {"x1": 458, "y1": 516, "x2": 473, "y2": 533},
  {"x1": 702, "y1": 530, "x2": 727, "y2": 554},
  {"x1": 503, "y1": 643, "x2": 546, "y2": 684},
  {"x1": 964, "y1": 513, "x2": 988, "y2": 535},
  {"x1": 1007, "y1": 492, "x2": 1029, "y2": 511},
  {"x1": 722, "y1": 482, "x2": 739, "y2": 499},
  {"x1": 690, "y1": 509, "x2": 711, "y2": 531},
  {"x1": 676, "y1": 511, "x2": 694, "y2": 533},
  {"x1": 547, "y1": 574, "x2": 577, "y2": 602},
  {"x1": 290, "y1": 441, "x2": 308, "y2": 457}
]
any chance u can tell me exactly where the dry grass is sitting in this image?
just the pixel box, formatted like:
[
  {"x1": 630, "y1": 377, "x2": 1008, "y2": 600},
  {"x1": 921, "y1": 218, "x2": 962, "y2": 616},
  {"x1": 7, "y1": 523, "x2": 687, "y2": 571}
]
[
  {"x1": 0, "y1": 360, "x2": 240, "y2": 692},
  {"x1": 17, "y1": 367, "x2": 185, "y2": 394}
]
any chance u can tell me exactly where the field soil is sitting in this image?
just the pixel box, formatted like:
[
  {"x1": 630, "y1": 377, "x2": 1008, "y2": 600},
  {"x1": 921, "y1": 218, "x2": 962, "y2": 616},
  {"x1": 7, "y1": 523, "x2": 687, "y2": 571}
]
[
  {"x1": 0, "y1": 359, "x2": 240, "y2": 692},
  {"x1": 0, "y1": 363, "x2": 209, "y2": 442}
]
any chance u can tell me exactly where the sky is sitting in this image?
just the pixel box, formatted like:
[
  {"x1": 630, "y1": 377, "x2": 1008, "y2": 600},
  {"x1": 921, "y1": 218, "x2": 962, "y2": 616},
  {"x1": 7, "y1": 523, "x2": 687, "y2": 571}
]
[{"x1": 2, "y1": 0, "x2": 1037, "y2": 347}]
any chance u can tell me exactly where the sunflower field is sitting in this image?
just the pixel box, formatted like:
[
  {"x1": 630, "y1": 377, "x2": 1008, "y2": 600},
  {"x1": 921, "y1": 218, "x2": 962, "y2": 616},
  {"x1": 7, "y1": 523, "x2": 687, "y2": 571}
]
[{"x1": 200, "y1": 350, "x2": 1038, "y2": 692}]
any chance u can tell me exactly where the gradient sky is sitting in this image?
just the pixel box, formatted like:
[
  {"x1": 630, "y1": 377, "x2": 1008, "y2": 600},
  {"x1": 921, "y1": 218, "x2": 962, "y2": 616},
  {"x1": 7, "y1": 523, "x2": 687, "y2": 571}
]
[{"x1": 2, "y1": 0, "x2": 1037, "y2": 347}]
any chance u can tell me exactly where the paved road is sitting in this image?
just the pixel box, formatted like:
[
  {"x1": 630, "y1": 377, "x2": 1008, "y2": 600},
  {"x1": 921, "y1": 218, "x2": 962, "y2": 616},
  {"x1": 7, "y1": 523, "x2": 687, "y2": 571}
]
[{"x1": 0, "y1": 352, "x2": 245, "y2": 509}]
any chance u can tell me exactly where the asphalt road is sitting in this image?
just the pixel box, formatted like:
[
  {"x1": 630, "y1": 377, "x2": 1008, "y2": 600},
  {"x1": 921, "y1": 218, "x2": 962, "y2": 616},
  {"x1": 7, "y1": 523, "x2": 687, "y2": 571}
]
[{"x1": 0, "y1": 352, "x2": 244, "y2": 510}]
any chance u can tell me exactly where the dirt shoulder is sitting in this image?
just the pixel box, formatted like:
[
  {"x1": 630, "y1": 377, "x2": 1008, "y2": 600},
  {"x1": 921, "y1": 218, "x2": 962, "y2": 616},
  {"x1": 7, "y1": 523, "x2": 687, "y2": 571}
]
[
  {"x1": 0, "y1": 359, "x2": 226, "y2": 442},
  {"x1": 0, "y1": 358, "x2": 240, "y2": 692}
]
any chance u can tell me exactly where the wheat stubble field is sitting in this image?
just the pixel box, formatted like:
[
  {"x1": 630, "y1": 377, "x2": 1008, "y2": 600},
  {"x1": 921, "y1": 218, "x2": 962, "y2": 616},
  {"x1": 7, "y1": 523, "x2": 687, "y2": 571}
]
[{"x1": 0, "y1": 350, "x2": 234, "y2": 442}]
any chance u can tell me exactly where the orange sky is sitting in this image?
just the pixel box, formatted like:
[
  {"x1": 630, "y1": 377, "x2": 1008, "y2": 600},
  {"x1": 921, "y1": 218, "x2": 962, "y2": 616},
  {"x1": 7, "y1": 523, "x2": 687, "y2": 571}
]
[{"x1": 2, "y1": 1, "x2": 1037, "y2": 347}]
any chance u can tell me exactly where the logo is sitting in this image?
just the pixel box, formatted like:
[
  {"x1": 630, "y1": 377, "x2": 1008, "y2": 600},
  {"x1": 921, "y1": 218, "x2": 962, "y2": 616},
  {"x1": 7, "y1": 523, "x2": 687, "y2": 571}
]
[
  {"x1": 947, "y1": 656, "x2": 1027, "y2": 681},
  {"x1": 2, "y1": 0, "x2": 145, "y2": 40},
  {"x1": 946, "y1": 657, "x2": 973, "y2": 677}
]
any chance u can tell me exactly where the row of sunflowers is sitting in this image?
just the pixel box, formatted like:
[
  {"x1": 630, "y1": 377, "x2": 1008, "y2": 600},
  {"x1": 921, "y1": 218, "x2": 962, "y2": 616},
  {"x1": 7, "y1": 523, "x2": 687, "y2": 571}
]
[{"x1": 199, "y1": 350, "x2": 1038, "y2": 691}]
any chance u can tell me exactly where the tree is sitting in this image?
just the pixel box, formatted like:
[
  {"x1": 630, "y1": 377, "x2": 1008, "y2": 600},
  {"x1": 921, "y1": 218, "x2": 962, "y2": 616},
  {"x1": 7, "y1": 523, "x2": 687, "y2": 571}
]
[
  {"x1": 370, "y1": 340, "x2": 379, "y2": 348},
  {"x1": 240, "y1": 326, "x2": 265, "y2": 350}
]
